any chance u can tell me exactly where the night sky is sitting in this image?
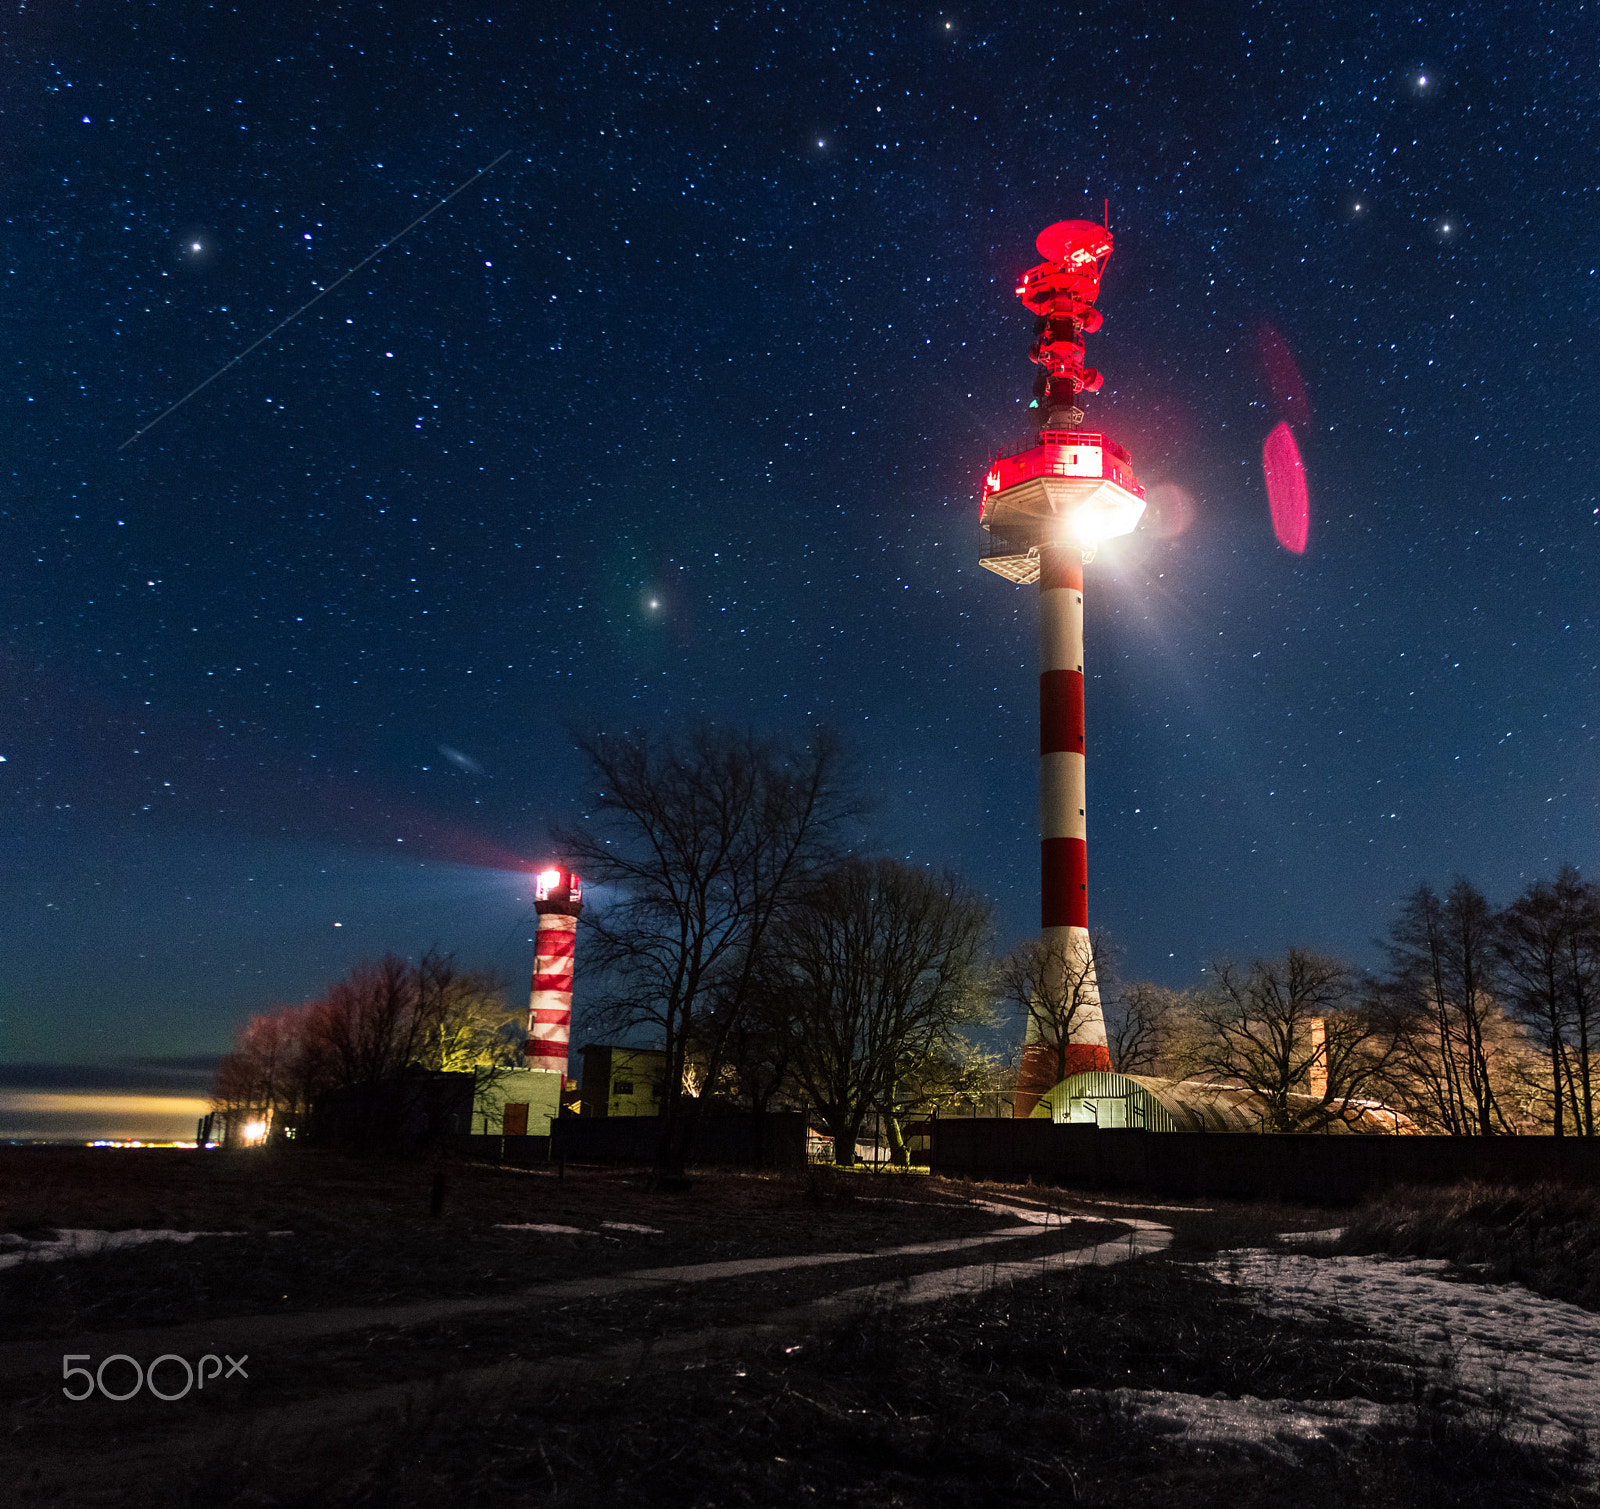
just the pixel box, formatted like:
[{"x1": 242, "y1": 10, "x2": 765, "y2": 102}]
[{"x1": 4, "y1": 3, "x2": 1598, "y2": 1130}]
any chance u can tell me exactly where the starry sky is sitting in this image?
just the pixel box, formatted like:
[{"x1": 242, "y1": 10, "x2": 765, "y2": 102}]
[{"x1": 4, "y1": 2, "x2": 1598, "y2": 1119}]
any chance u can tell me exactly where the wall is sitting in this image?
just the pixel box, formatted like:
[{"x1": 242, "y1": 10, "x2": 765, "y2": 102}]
[
  {"x1": 460, "y1": 1133, "x2": 552, "y2": 1167},
  {"x1": 928, "y1": 1119, "x2": 1600, "y2": 1204},
  {"x1": 552, "y1": 1111, "x2": 807, "y2": 1170},
  {"x1": 306, "y1": 1071, "x2": 476, "y2": 1151},
  {"x1": 578, "y1": 1045, "x2": 668, "y2": 1118},
  {"x1": 476, "y1": 1068, "x2": 563, "y2": 1137}
]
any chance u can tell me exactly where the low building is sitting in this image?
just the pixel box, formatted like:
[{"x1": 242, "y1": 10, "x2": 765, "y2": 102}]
[
  {"x1": 579, "y1": 1044, "x2": 667, "y2": 1117},
  {"x1": 1032, "y1": 1071, "x2": 1415, "y2": 1134},
  {"x1": 474, "y1": 1067, "x2": 572, "y2": 1137},
  {"x1": 307, "y1": 1069, "x2": 476, "y2": 1149}
]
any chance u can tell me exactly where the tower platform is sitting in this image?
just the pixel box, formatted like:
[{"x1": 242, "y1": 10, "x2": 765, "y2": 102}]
[{"x1": 979, "y1": 431, "x2": 1146, "y2": 583}]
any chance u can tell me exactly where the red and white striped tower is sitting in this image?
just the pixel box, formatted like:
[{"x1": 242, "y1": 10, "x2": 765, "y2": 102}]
[
  {"x1": 977, "y1": 217, "x2": 1146, "y2": 1119},
  {"x1": 526, "y1": 867, "x2": 582, "y2": 1082}
]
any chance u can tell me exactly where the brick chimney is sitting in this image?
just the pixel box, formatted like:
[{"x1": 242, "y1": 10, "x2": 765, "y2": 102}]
[{"x1": 1308, "y1": 1017, "x2": 1328, "y2": 1100}]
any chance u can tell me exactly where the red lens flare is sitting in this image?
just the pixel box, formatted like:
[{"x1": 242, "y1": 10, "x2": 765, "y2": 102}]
[
  {"x1": 1142, "y1": 482, "x2": 1196, "y2": 540},
  {"x1": 1262, "y1": 422, "x2": 1309, "y2": 554},
  {"x1": 1256, "y1": 323, "x2": 1311, "y2": 423}
]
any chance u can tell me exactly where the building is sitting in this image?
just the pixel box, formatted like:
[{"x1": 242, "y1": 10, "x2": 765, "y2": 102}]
[
  {"x1": 1032, "y1": 1071, "x2": 1415, "y2": 1134},
  {"x1": 578, "y1": 1044, "x2": 668, "y2": 1118},
  {"x1": 474, "y1": 1067, "x2": 573, "y2": 1137},
  {"x1": 306, "y1": 1069, "x2": 476, "y2": 1149}
]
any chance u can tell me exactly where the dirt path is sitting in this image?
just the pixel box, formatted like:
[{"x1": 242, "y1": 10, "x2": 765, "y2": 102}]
[
  {"x1": 5, "y1": 1205, "x2": 1171, "y2": 1505},
  {"x1": 0, "y1": 1218, "x2": 1061, "y2": 1381}
]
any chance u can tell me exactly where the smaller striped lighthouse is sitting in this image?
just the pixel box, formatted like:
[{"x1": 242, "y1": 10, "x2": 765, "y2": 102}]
[{"x1": 526, "y1": 867, "x2": 582, "y2": 1081}]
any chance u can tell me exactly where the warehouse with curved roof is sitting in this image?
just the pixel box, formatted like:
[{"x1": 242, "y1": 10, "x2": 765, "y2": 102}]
[{"x1": 1029, "y1": 1071, "x2": 1414, "y2": 1134}]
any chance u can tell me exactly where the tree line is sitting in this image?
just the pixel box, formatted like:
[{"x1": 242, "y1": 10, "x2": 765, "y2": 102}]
[
  {"x1": 215, "y1": 724, "x2": 1599, "y2": 1157},
  {"x1": 212, "y1": 951, "x2": 519, "y2": 1140},
  {"x1": 559, "y1": 727, "x2": 1599, "y2": 1152}
]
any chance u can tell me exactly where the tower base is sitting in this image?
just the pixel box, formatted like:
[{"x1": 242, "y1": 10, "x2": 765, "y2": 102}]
[{"x1": 1015, "y1": 1040, "x2": 1112, "y2": 1119}]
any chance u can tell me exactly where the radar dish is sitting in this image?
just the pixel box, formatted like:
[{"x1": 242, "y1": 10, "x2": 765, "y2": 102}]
[{"x1": 1036, "y1": 220, "x2": 1113, "y2": 267}]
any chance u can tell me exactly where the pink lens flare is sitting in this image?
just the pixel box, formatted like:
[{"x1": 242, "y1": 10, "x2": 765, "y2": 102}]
[
  {"x1": 1256, "y1": 323, "x2": 1311, "y2": 423},
  {"x1": 1262, "y1": 422, "x2": 1309, "y2": 554}
]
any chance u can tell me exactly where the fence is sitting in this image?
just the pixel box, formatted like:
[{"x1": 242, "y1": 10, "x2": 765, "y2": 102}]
[
  {"x1": 460, "y1": 1133, "x2": 552, "y2": 1167},
  {"x1": 929, "y1": 1119, "x2": 1600, "y2": 1205},
  {"x1": 550, "y1": 1111, "x2": 807, "y2": 1170}
]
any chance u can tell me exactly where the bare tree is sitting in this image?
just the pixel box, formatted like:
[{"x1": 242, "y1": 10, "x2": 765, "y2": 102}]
[
  {"x1": 991, "y1": 930, "x2": 1112, "y2": 1090},
  {"x1": 213, "y1": 1005, "x2": 316, "y2": 1134},
  {"x1": 1497, "y1": 866, "x2": 1599, "y2": 1137},
  {"x1": 772, "y1": 859, "x2": 992, "y2": 1165},
  {"x1": 1105, "y1": 980, "x2": 1181, "y2": 1076},
  {"x1": 214, "y1": 951, "x2": 515, "y2": 1143},
  {"x1": 1184, "y1": 948, "x2": 1392, "y2": 1131},
  {"x1": 303, "y1": 954, "x2": 423, "y2": 1095},
  {"x1": 1384, "y1": 880, "x2": 1514, "y2": 1135},
  {"x1": 557, "y1": 726, "x2": 860, "y2": 1174},
  {"x1": 1562, "y1": 869, "x2": 1600, "y2": 1136},
  {"x1": 876, "y1": 1043, "x2": 999, "y2": 1166},
  {"x1": 710, "y1": 981, "x2": 798, "y2": 1116}
]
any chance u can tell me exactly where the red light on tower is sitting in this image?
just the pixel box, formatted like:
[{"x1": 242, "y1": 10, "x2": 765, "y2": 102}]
[
  {"x1": 979, "y1": 216, "x2": 1146, "y2": 1119},
  {"x1": 527, "y1": 866, "x2": 582, "y2": 1079}
]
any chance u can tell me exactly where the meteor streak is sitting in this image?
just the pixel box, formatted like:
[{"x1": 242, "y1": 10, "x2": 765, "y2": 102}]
[{"x1": 119, "y1": 148, "x2": 515, "y2": 450}]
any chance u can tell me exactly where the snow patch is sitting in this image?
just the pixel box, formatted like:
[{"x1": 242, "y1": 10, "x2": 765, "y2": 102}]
[
  {"x1": 0, "y1": 1229, "x2": 250, "y2": 1268},
  {"x1": 495, "y1": 1222, "x2": 586, "y2": 1236},
  {"x1": 1210, "y1": 1248, "x2": 1600, "y2": 1446},
  {"x1": 1075, "y1": 1387, "x2": 1390, "y2": 1464}
]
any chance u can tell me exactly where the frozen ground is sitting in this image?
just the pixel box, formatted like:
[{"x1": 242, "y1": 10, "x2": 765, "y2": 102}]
[
  {"x1": 0, "y1": 1228, "x2": 251, "y2": 1268},
  {"x1": 1207, "y1": 1245, "x2": 1600, "y2": 1452},
  {"x1": 1068, "y1": 1387, "x2": 1391, "y2": 1466}
]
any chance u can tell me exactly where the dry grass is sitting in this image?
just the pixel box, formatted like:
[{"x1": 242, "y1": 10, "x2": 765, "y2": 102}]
[
  {"x1": 1344, "y1": 1181, "x2": 1600, "y2": 1311},
  {"x1": 124, "y1": 1261, "x2": 1592, "y2": 1509},
  {"x1": 7, "y1": 1152, "x2": 1595, "y2": 1506},
  {"x1": 0, "y1": 1148, "x2": 1002, "y2": 1339}
]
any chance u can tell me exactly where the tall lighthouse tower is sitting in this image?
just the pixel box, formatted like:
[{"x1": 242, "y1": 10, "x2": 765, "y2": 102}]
[
  {"x1": 526, "y1": 866, "x2": 582, "y2": 1081},
  {"x1": 979, "y1": 218, "x2": 1146, "y2": 1119}
]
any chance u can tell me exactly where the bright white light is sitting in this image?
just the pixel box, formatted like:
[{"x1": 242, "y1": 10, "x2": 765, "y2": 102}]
[
  {"x1": 190, "y1": 241, "x2": 202, "y2": 251},
  {"x1": 241, "y1": 1120, "x2": 268, "y2": 1145},
  {"x1": 1073, "y1": 511, "x2": 1111, "y2": 546},
  {"x1": 535, "y1": 867, "x2": 562, "y2": 900},
  {"x1": 1418, "y1": 74, "x2": 1427, "y2": 85}
]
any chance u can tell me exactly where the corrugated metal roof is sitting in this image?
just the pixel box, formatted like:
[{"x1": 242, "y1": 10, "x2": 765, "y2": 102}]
[{"x1": 1032, "y1": 1072, "x2": 1414, "y2": 1134}]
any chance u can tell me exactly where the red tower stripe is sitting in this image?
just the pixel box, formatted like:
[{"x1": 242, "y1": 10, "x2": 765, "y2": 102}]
[
  {"x1": 1039, "y1": 669, "x2": 1086, "y2": 754},
  {"x1": 536, "y1": 931, "x2": 576, "y2": 959},
  {"x1": 1038, "y1": 550, "x2": 1084, "y2": 593},
  {"x1": 532, "y1": 975, "x2": 573, "y2": 994},
  {"x1": 1040, "y1": 837, "x2": 1089, "y2": 929},
  {"x1": 526, "y1": 1041, "x2": 566, "y2": 1059}
]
